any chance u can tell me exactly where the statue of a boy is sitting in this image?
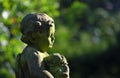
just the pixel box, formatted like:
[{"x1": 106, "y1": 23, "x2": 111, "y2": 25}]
[{"x1": 15, "y1": 13, "x2": 70, "y2": 78}]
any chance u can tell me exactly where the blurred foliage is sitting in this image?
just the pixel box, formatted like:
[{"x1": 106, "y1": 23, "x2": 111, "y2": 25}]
[{"x1": 0, "y1": 0, "x2": 120, "y2": 78}]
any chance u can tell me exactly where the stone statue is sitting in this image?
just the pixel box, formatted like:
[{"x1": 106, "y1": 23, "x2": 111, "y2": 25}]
[{"x1": 15, "y1": 13, "x2": 70, "y2": 78}]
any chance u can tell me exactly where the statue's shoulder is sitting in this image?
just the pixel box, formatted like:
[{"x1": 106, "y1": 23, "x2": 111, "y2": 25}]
[
  {"x1": 22, "y1": 46, "x2": 37, "y2": 54},
  {"x1": 21, "y1": 46, "x2": 45, "y2": 60},
  {"x1": 17, "y1": 46, "x2": 37, "y2": 60}
]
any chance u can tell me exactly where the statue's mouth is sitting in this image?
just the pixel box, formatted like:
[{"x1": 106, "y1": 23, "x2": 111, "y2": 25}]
[{"x1": 49, "y1": 44, "x2": 53, "y2": 48}]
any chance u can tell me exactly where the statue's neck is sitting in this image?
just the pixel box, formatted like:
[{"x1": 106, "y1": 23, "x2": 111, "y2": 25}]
[{"x1": 28, "y1": 45, "x2": 47, "y2": 53}]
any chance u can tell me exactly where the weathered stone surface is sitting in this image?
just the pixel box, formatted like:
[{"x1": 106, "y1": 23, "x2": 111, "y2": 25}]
[{"x1": 15, "y1": 13, "x2": 70, "y2": 78}]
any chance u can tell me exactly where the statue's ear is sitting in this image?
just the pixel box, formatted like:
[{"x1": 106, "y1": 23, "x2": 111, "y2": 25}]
[
  {"x1": 26, "y1": 20, "x2": 42, "y2": 34},
  {"x1": 34, "y1": 21, "x2": 44, "y2": 33},
  {"x1": 35, "y1": 21, "x2": 42, "y2": 26}
]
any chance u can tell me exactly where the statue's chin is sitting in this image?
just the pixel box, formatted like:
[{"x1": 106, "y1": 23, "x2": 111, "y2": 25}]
[{"x1": 49, "y1": 45, "x2": 53, "y2": 48}]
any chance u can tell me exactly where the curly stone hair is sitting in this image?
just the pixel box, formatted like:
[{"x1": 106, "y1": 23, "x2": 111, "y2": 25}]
[{"x1": 20, "y1": 13, "x2": 54, "y2": 45}]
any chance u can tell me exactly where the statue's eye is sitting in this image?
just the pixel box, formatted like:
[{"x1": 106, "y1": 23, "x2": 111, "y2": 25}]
[
  {"x1": 48, "y1": 20, "x2": 54, "y2": 27},
  {"x1": 51, "y1": 21, "x2": 54, "y2": 24}
]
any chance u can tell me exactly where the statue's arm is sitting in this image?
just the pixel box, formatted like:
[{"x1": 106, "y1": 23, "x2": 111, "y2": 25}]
[
  {"x1": 15, "y1": 54, "x2": 24, "y2": 78},
  {"x1": 25, "y1": 52, "x2": 54, "y2": 78}
]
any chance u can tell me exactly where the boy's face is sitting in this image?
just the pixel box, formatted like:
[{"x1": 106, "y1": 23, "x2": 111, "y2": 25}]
[
  {"x1": 47, "y1": 21, "x2": 55, "y2": 48},
  {"x1": 33, "y1": 20, "x2": 55, "y2": 52}
]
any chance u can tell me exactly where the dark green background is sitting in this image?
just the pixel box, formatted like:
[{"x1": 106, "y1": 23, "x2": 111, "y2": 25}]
[{"x1": 0, "y1": 0, "x2": 120, "y2": 78}]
